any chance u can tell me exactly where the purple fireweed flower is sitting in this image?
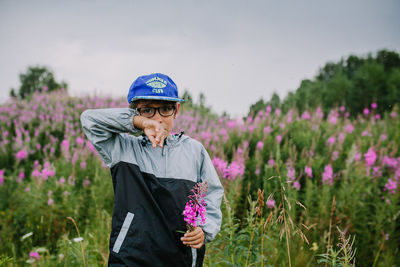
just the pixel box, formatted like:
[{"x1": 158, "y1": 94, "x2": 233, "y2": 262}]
[
  {"x1": 361, "y1": 130, "x2": 371, "y2": 137},
  {"x1": 301, "y1": 111, "x2": 311, "y2": 120},
  {"x1": 86, "y1": 141, "x2": 96, "y2": 153},
  {"x1": 327, "y1": 136, "x2": 336, "y2": 146},
  {"x1": 345, "y1": 112, "x2": 350, "y2": 118},
  {"x1": 212, "y1": 157, "x2": 228, "y2": 174},
  {"x1": 364, "y1": 148, "x2": 377, "y2": 167},
  {"x1": 275, "y1": 108, "x2": 281, "y2": 116},
  {"x1": 382, "y1": 156, "x2": 397, "y2": 169},
  {"x1": 264, "y1": 126, "x2": 272, "y2": 134},
  {"x1": 83, "y1": 178, "x2": 91, "y2": 187},
  {"x1": 25, "y1": 187, "x2": 30, "y2": 192},
  {"x1": 340, "y1": 106, "x2": 345, "y2": 112},
  {"x1": 32, "y1": 169, "x2": 41, "y2": 178},
  {"x1": 223, "y1": 161, "x2": 244, "y2": 180},
  {"x1": 292, "y1": 181, "x2": 301, "y2": 191},
  {"x1": 287, "y1": 166, "x2": 295, "y2": 181},
  {"x1": 29, "y1": 251, "x2": 40, "y2": 260},
  {"x1": 305, "y1": 166, "x2": 312, "y2": 178},
  {"x1": 316, "y1": 107, "x2": 324, "y2": 119},
  {"x1": 256, "y1": 141, "x2": 264, "y2": 150},
  {"x1": 276, "y1": 135, "x2": 282, "y2": 144},
  {"x1": 338, "y1": 133, "x2": 345, "y2": 144},
  {"x1": 80, "y1": 161, "x2": 87, "y2": 170},
  {"x1": 76, "y1": 137, "x2": 85, "y2": 145},
  {"x1": 0, "y1": 177, "x2": 4, "y2": 186},
  {"x1": 371, "y1": 102, "x2": 377, "y2": 109},
  {"x1": 287, "y1": 116, "x2": 293, "y2": 123},
  {"x1": 385, "y1": 234, "x2": 390, "y2": 240},
  {"x1": 48, "y1": 198, "x2": 54, "y2": 206},
  {"x1": 328, "y1": 113, "x2": 338, "y2": 125},
  {"x1": 363, "y1": 108, "x2": 370, "y2": 115},
  {"x1": 268, "y1": 158, "x2": 275, "y2": 167},
  {"x1": 372, "y1": 166, "x2": 382, "y2": 178},
  {"x1": 15, "y1": 149, "x2": 28, "y2": 160},
  {"x1": 332, "y1": 151, "x2": 339, "y2": 161},
  {"x1": 375, "y1": 114, "x2": 381, "y2": 120},
  {"x1": 266, "y1": 198, "x2": 275, "y2": 209},
  {"x1": 380, "y1": 134, "x2": 387, "y2": 141},
  {"x1": 61, "y1": 139, "x2": 69, "y2": 150},
  {"x1": 266, "y1": 105, "x2": 272, "y2": 113},
  {"x1": 42, "y1": 168, "x2": 56, "y2": 180},
  {"x1": 391, "y1": 112, "x2": 397, "y2": 118},
  {"x1": 182, "y1": 182, "x2": 208, "y2": 230},
  {"x1": 322, "y1": 164, "x2": 333, "y2": 185},
  {"x1": 59, "y1": 177, "x2": 66, "y2": 185},
  {"x1": 384, "y1": 179, "x2": 397, "y2": 194},
  {"x1": 354, "y1": 153, "x2": 361, "y2": 161}
]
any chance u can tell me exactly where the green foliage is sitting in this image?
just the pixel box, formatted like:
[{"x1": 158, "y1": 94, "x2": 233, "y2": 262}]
[
  {"x1": 247, "y1": 49, "x2": 400, "y2": 118},
  {"x1": 9, "y1": 65, "x2": 68, "y2": 100}
]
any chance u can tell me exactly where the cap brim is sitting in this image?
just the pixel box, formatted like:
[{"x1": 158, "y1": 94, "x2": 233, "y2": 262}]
[{"x1": 130, "y1": 96, "x2": 184, "y2": 102}]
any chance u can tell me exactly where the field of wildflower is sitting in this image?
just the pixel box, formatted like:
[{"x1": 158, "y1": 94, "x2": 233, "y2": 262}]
[{"x1": 0, "y1": 88, "x2": 399, "y2": 266}]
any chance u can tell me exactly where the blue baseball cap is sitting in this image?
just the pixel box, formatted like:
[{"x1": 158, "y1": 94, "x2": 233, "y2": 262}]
[{"x1": 127, "y1": 73, "x2": 184, "y2": 103}]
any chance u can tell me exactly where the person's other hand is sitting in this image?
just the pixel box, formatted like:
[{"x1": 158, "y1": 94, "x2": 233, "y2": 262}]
[{"x1": 180, "y1": 227, "x2": 204, "y2": 249}]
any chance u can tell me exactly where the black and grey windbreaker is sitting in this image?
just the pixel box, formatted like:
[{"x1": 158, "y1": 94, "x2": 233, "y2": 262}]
[{"x1": 80, "y1": 108, "x2": 223, "y2": 267}]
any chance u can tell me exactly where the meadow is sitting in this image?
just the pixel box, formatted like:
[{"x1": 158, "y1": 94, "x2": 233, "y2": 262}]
[{"x1": 0, "y1": 88, "x2": 399, "y2": 266}]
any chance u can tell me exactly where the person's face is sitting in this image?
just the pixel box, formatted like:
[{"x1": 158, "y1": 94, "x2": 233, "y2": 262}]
[{"x1": 135, "y1": 100, "x2": 180, "y2": 133}]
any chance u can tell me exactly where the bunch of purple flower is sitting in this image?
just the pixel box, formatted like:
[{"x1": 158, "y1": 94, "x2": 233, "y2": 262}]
[{"x1": 183, "y1": 182, "x2": 208, "y2": 231}]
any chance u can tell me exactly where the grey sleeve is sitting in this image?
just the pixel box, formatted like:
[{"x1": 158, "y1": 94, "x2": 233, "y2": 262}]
[
  {"x1": 80, "y1": 108, "x2": 140, "y2": 168},
  {"x1": 199, "y1": 146, "x2": 224, "y2": 243}
]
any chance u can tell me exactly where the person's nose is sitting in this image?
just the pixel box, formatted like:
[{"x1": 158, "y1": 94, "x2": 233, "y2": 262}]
[{"x1": 152, "y1": 108, "x2": 163, "y2": 122}]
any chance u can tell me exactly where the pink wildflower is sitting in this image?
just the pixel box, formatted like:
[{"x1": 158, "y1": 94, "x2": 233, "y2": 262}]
[
  {"x1": 266, "y1": 105, "x2": 272, "y2": 113},
  {"x1": 48, "y1": 198, "x2": 54, "y2": 206},
  {"x1": 301, "y1": 111, "x2": 311, "y2": 120},
  {"x1": 256, "y1": 141, "x2": 264, "y2": 150},
  {"x1": 354, "y1": 153, "x2": 361, "y2": 161},
  {"x1": 80, "y1": 161, "x2": 87, "y2": 170},
  {"x1": 32, "y1": 169, "x2": 41, "y2": 178},
  {"x1": 76, "y1": 137, "x2": 85, "y2": 145},
  {"x1": 292, "y1": 181, "x2": 301, "y2": 191},
  {"x1": 332, "y1": 151, "x2": 339, "y2": 161},
  {"x1": 29, "y1": 251, "x2": 40, "y2": 260},
  {"x1": 183, "y1": 182, "x2": 208, "y2": 230},
  {"x1": 82, "y1": 178, "x2": 91, "y2": 187},
  {"x1": 266, "y1": 199, "x2": 275, "y2": 209},
  {"x1": 390, "y1": 112, "x2": 397, "y2": 118},
  {"x1": 61, "y1": 139, "x2": 69, "y2": 150},
  {"x1": 268, "y1": 158, "x2": 275, "y2": 167},
  {"x1": 305, "y1": 166, "x2": 312, "y2": 178},
  {"x1": 275, "y1": 108, "x2": 281, "y2": 116},
  {"x1": 322, "y1": 164, "x2": 333, "y2": 185},
  {"x1": 15, "y1": 149, "x2": 28, "y2": 160},
  {"x1": 384, "y1": 179, "x2": 397, "y2": 194},
  {"x1": 364, "y1": 148, "x2": 377, "y2": 167},
  {"x1": 59, "y1": 177, "x2": 66, "y2": 185},
  {"x1": 264, "y1": 126, "x2": 272, "y2": 134},
  {"x1": 287, "y1": 167, "x2": 295, "y2": 181},
  {"x1": 276, "y1": 135, "x2": 282, "y2": 144},
  {"x1": 25, "y1": 187, "x2": 30, "y2": 192},
  {"x1": 375, "y1": 114, "x2": 381, "y2": 120},
  {"x1": 0, "y1": 177, "x2": 4, "y2": 186},
  {"x1": 340, "y1": 106, "x2": 345, "y2": 112},
  {"x1": 327, "y1": 136, "x2": 336, "y2": 146},
  {"x1": 363, "y1": 108, "x2": 370, "y2": 115},
  {"x1": 371, "y1": 102, "x2": 377, "y2": 109}
]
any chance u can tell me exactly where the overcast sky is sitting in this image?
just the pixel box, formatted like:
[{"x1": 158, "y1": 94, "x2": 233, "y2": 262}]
[{"x1": 1, "y1": 0, "x2": 399, "y2": 117}]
